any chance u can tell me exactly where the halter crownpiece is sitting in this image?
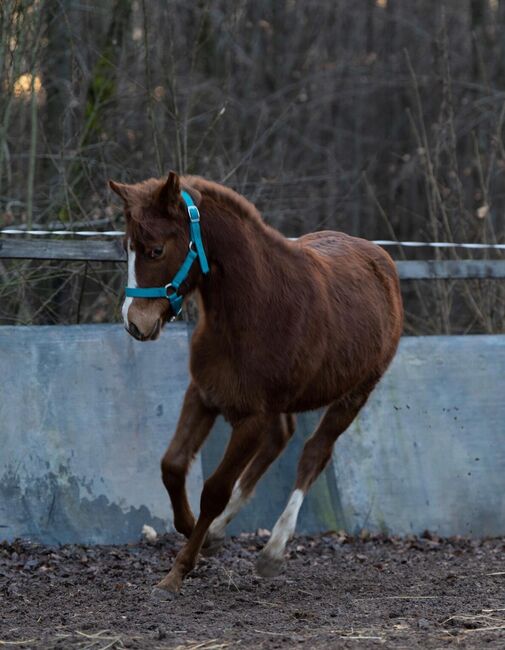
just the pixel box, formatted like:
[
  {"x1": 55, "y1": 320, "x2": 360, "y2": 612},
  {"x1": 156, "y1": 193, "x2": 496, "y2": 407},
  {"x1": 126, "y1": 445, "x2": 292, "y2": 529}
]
[{"x1": 125, "y1": 190, "x2": 209, "y2": 317}]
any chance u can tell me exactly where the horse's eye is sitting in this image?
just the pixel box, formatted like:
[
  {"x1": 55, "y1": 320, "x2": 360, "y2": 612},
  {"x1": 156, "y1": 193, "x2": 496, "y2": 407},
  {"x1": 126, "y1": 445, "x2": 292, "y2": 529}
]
[{"x1": 149, "y1": 247, "x2": 164, "y2": 259}]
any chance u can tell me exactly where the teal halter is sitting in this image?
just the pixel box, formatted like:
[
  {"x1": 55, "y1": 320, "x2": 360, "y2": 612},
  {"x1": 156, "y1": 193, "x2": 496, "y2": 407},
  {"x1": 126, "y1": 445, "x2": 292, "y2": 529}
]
[{"x1": 125, "y1": 190, "x2": 209, "y2": 317}]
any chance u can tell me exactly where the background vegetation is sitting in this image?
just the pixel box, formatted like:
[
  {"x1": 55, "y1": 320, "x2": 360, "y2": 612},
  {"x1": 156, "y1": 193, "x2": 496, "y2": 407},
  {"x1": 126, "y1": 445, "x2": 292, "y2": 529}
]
[{"x1": 1, "y1": 0, "x2": 504, "y2": 333}]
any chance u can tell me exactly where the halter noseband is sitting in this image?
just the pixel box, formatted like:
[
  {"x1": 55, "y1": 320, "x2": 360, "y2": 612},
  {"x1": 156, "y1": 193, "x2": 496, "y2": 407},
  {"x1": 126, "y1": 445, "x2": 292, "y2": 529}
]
[{"x1": 125, "y1": 190, "x2": 209, "y2": 317}]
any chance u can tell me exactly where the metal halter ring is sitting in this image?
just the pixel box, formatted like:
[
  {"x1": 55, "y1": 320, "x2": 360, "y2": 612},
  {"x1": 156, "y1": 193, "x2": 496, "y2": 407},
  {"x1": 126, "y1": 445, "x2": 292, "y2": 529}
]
[{"x1": 164, "y1": 282, "x2": 175, "y2": 298}]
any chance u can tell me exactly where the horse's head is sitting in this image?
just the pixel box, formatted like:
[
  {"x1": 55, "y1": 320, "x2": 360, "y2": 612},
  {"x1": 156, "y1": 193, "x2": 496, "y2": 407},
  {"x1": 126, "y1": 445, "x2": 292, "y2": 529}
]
[{"x1": 109, "y1": 171, "x2": 202, "y2": 341}]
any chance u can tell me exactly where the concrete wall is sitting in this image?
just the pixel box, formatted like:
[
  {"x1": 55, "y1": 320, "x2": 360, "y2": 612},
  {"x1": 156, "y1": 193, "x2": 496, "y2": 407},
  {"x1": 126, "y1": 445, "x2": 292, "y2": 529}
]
[
  {"x1": 331, "y1": 336, "x2": 505, "y2": 537},
  {"x1": 0, "y1": 325, "x2": 503, "y2": 544},
  {"x1": 0, "y1": 324, "x2": 200, "y2": 544}
]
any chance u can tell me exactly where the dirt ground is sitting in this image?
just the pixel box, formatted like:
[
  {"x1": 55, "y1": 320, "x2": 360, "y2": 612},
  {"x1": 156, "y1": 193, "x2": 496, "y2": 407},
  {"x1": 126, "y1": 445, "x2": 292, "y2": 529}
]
[{"x1": 1, "y1": 531, "x2": 505, "y2": 649}]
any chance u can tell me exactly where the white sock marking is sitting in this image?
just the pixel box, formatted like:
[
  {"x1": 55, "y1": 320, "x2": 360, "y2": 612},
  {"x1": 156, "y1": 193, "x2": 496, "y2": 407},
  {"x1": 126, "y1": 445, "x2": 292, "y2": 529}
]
[
  {"x1": 209, "y1": 481, "x2": 248, "y2": 539},
  {"x1": 122, "y1": 239, "x2": 136, "y2": 327},
  {"x1": 262, "y1": 489, "x2": 304, "y2": 560}
]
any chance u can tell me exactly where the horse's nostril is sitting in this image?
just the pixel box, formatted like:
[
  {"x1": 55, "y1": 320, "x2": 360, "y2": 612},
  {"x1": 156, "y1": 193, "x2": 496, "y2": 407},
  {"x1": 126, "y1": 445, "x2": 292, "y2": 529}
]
[{"x1": 128, "y1": 322, "x2": 142, "y2": 340}]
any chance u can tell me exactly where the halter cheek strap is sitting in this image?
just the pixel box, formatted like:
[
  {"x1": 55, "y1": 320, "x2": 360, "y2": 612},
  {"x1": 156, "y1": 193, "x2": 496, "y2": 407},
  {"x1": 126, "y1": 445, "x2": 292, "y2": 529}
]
[{"x1": 125, "y1": 190, "x2": 209, "y2": 317}]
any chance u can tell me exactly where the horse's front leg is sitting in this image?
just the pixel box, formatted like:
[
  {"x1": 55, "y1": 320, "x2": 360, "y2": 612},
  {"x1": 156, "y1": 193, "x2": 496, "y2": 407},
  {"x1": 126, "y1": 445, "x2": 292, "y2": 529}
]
[
  {"x1": 161, "y1": 382, "x2": 217, "y2": 538},
  {"x1": 154, "y1": 414, "x2": 263, "y2": 595}
]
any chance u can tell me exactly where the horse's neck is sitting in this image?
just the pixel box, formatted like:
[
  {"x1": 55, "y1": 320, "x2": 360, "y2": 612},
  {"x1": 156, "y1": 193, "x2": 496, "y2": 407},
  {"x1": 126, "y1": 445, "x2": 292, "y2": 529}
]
[{"x1": 199, "y1": 206, "x2": 289, "y2": 330}]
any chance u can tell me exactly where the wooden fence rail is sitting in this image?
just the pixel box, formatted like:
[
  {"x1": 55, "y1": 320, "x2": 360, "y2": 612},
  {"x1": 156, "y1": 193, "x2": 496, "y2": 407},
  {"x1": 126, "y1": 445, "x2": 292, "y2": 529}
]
[{"x1": 1, "y1": 238, "x2": 505, "y2": 280}]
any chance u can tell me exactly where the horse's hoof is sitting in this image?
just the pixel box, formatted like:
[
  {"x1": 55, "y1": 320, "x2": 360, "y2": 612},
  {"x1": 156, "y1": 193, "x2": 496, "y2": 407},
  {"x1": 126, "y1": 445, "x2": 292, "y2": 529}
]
[
  {"x1": 151, "y1": 572, "x2": 181, "y2": 599},
  {"x1": 201, "y1": 534, "x2": 225, "y2": 557},
  {"x1": 150, "y1": 586, "x2": 178, "y2": 601},
  {"x1": 256, "y1": 551, "x2": 285, "y2": 577}
]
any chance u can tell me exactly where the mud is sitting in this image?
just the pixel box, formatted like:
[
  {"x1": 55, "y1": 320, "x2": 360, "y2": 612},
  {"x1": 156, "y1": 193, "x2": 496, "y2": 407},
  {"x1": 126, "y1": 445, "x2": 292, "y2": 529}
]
[{"x1": 1, "y1": 531, "x2": 505, "y2": 648}]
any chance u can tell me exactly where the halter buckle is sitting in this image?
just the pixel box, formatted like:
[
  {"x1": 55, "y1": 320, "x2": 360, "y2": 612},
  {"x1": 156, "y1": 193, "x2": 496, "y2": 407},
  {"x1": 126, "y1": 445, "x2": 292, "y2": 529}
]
[{"x1": 187, "y1": 205, "x2": 200, "y2": 222}]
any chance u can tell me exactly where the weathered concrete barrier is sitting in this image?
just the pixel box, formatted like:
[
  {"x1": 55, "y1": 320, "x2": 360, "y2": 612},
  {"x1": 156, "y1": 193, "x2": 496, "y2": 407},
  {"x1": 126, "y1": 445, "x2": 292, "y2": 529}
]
[
  {"x1": 331, "y1": 335, "x2": 505, "y2": 537},
  {"x1": 0, "y1": 324, "x2": 200, "y2": 544},
  {"x1": 0, "y1": 325, "x2": 503, "y2": 544}
]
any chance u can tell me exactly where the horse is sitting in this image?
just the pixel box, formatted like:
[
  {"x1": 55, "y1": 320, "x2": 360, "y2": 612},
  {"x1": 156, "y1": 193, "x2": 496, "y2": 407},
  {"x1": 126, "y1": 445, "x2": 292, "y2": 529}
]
[{"x1": 109, "y1": 171, "x2": 403, "y2": 596}]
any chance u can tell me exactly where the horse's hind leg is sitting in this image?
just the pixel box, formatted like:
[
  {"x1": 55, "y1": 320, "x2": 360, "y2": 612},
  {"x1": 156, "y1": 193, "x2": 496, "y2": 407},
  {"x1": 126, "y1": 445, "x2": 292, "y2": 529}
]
[
  {"x1": 205, "y1": 413, "x2": 295, "y2": 553},
  {"x1": 256, "y1": 391, "x2": 370, "y2": 577},
  {"x1": 160, "y1": 383, "x2": 217, "y2": 538}
]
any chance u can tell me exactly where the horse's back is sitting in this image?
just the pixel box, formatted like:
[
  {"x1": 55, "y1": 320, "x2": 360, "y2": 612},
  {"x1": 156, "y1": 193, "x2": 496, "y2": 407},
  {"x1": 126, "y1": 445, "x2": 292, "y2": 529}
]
[
  {"x1": 298, "y1": 230, "x2": 400, "y2": 301},
  {"x1": 296, "y1": 230, "x2": 403, "y2": 383},
  {"x1": 299, "y1": 230, "x2": 394, "y2": 270}
]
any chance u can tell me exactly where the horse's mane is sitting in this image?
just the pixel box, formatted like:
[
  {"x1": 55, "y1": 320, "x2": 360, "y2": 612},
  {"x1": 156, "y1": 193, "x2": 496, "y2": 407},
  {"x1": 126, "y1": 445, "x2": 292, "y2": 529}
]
[
  {"x1": 182, "y1": 176, "x2": 264, "y2": 226},
  {"x1": 125, "y1": 176, "x2": 265, "y2": 245},
  {"x1": 122, "y1": 178, "x2": 165, "y2": 244}
]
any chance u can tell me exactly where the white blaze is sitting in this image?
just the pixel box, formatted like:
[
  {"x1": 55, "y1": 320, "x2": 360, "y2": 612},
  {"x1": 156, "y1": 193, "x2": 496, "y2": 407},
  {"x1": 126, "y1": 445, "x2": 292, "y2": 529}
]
[
  {"x1": 122, "y1": 239, "x2": 136, "y2": 326},
  {"x1": 262, "y1": 489, "x2": 304, "y2": 560}
]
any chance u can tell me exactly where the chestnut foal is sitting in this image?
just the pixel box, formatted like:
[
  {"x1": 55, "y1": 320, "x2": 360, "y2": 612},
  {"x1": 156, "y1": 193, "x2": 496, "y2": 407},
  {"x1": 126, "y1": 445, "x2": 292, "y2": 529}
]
[{"x1": 109, "y1": 172, "x2": 403, "y2": 596}]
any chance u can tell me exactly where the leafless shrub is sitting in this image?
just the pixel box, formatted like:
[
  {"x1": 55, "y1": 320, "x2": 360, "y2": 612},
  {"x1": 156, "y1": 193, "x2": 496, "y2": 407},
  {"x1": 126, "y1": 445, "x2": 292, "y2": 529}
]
[{"x1": 0, "y1": 0, "x2": 504, "y2": 332}]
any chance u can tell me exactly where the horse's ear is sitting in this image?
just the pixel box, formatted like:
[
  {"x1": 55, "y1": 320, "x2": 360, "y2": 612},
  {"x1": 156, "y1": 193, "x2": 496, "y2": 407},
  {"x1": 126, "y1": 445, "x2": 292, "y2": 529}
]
[
  {"x1": 109, "y1": 180, "x2": 132, "y2": 202},
  {"x1": 157, "y1": 171, "x2": 180, "y2": 207}
]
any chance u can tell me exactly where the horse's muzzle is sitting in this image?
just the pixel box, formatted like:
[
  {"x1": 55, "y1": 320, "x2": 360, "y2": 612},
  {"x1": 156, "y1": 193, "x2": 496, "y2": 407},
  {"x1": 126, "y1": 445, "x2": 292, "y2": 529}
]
[{"x1": 126, "y1": 319, "x2": 161, "y2": 342}]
